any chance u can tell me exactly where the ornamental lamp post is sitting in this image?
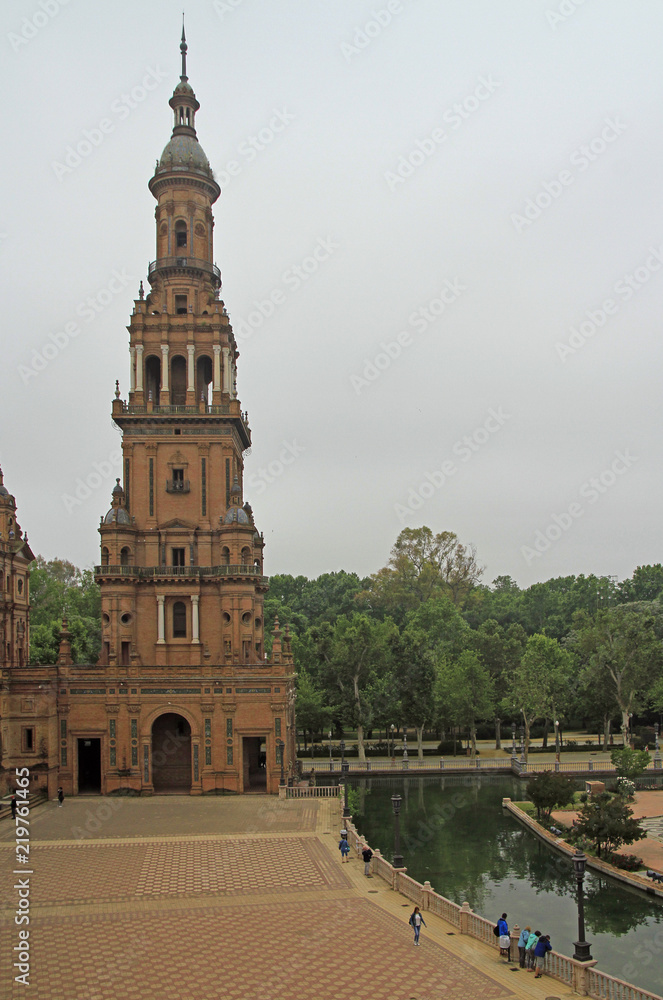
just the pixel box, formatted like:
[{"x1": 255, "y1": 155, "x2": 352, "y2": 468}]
[
  {"x1": 391, "y1": 793, "x2": 404, "y2": 868},
  {"x1": 276, "y1": 739, "x2": 285, "y2": 786},
  {"x1": 390, "y1": 723, "x2": 395, "y2": 763},
  {"x1": 572, "y1": 850, "x2": 593, "y2": 962},
  {"x1": 342, "y1": 768, "x2": 351, "y2": 820},
  {"x1": 511, "y1": 723, "x2": 516, "y2": 757},
  {"x1": 340, "y1": 738, "x2": 349, "y2": 775},
  {"x1": 403, "y1": 726, "x2": 408, "y2": 762},
  {"x1": 555, "y1": 719, "x2": 560, "y2": 762},
  {"x1": 328, "y1": 730, "x2": 333, "y2": 771},
  {"x1": 655, "y1": 723, "x2": 660, "y2": 768},
  {"x1": 519, "y1": 724, "x2": 525, "y2": 764}
]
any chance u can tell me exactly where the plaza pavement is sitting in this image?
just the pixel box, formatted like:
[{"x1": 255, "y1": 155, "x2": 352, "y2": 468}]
[{"x1": 0, "y1": 794, "x2": 579, "y2": 1000}]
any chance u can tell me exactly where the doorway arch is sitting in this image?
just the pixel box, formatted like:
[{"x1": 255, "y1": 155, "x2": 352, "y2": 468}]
[{"x1": 151, "y1": 712, "x2": 191, "y2": 791}]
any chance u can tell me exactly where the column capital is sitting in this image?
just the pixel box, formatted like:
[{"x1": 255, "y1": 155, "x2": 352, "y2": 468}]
[
  {"x1": 161, "y1": 343, "x2": 170, "y2": 355},
  {"x1": 187, "y1": 344, "x2": 195, "y2": 355},
  {"x1": 213, "y1": 344, "x2": 222, "y2": 356},
  {"x1": 135, "y1": 344, "x2": 144, "y2": 354}
]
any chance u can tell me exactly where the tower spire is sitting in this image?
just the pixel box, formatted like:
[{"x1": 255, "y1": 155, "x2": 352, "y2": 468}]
[{"x1": 180, "y1": 17, "x2": 188, "y2": 82}]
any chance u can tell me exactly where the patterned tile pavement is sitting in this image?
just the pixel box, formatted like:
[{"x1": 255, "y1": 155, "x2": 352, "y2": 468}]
[{"x1": 0, "y1": 795, "x2": 570, "y2": 999}]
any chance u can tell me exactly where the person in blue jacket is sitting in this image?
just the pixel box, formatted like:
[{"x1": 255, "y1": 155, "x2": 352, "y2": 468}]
[
  {"x1": 338, "y1": 835, "x2": 350, "y2": 863},
  {"x1": 517, "y1": 926, "x2": 531, "y2": 968},
  {"x1": 497, "y1": 913, "x2": 510, "y2": 960},
  {"x1": 534, "y1": 934, "x2": 552, "y2": 978}
]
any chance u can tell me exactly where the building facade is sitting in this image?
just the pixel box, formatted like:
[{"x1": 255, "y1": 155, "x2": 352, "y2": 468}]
[{"x1": 1, "y1": 32, "x2": 296, "y2": 799}]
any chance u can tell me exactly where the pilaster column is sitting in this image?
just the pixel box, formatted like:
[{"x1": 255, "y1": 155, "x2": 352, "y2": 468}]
[
  {"x1": 187, "y1": 345, "x2": 195, "y2": 392},
  {"x1": 191, "y1": 595, "x2": 200, "y2": 644},
  {"x1": 213, "y1": 345, "x2": 222, "y2": 393},
  {"x1": 129, "y1": 347, "x2": 136, "y2": 392},
  {"x1": 135, "y1": 345, "x2": 144, "y2": 392},
  {"x1": 222, "y1": 347, "x2": 230, "y2": 393},
  {"x1": 156, "y1": 595, "x2": 165, "y2": 644},
  {"x1": 161, "y1": 345, "x2": 169, "y2": 392},
  {"x1": 231, "y1": 364, "x2": 238, "y2": 399}
]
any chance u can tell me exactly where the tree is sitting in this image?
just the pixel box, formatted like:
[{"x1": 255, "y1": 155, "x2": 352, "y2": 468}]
[
  {"x1": 610, "y1": 748, "x2": 651, "y2": 781},
  {"x1": 572, "y1": 604, "x2": 663, "y2": 739},
  {"x1": 526, "y1": 771, "x2": 575, "y2": 821},
  {"x1": 619, "y1": 565, "x2": 663, "y2": 603},
  {"x1": 436, "y1": 650, "x2": 495, "y2": 756},
  {"x1": 295, "y1": 669, "x2": 332, "y2": 749},
  {"x1": 470, "y1": 619, "x2": 526, "y2": 748},
  {"x1": 391, "y1": 626, "x2": 437, "y2": 758},
  {"x1": 360, "y1": 527, "x2": 483, "y2": 622},
  {"x1": 315, "y1": 613, "x2": 396, "y2": 761},
  {"x1": 29, "y1": 557, "x2": 101, "y2": 664},
  {"x1": 505, "y1": 633, "x2": 572, "y2": 760},
  {"x1": 573, "y1": 792, "x2": 647, "y2": 858}
]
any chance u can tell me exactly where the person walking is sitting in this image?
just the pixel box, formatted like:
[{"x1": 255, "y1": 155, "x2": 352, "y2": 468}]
[
  {"x1": 361, "y1": 844, "x2": 373, "y2": 876},
  {"x1": 409, "y1": 906, "x2": 426, "y2": 946},
  {"x1": 338, "y1": 835, "x2": 350, "y2": 863},
  {"x1": 533, "y1": 934, "x2": 552, "y2": 978},
  {"x1": 525, "y1": 929, "x2": 540, "y2": 971},
  {"x1": 517, "y1": 926, "x2": 531, "y2": 968},
  {"x1": 57, "y1": 787, "x2": 64, "y2": 808}
]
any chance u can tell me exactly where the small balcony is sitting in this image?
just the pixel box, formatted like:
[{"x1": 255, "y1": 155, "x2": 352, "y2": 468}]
[{"x1": 165, "y1": 479, "x2": 190, "y2": 494}]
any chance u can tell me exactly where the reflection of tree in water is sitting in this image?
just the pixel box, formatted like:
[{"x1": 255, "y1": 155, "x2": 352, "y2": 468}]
[{"x1": 583, "y1": 877, "x2": 661, "y2": 936}]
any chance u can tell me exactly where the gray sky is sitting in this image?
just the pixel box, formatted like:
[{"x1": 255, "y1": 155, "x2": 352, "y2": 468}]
[{"x1": 2, "y1": 0, "x2": 662, "y2": 588}]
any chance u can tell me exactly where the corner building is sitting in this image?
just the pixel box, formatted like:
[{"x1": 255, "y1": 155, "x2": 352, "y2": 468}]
[{"x1": 64, "y1": 33, "x2": 295, "y2": 796}]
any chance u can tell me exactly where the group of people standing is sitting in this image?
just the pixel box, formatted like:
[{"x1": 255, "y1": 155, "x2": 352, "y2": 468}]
[{"x1": 498, "y1": 913, "x2": 552, "y2": 978}]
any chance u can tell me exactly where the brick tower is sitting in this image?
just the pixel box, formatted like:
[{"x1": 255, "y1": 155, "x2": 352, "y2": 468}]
[{"x1": 82, "y1": 28, "x2": 295, "y2": 795}]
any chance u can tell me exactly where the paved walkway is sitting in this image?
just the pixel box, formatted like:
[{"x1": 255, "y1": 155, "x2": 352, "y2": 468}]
[{"x1": 0, "y1": 795, "x2": 575, "y2": 999}]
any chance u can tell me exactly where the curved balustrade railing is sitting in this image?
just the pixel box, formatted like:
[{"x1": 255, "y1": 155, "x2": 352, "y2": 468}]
[{"x1": 148, "y1": 257, "x2": 221, "y2": 281}]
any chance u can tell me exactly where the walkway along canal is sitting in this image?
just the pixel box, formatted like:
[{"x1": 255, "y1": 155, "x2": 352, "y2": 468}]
[{"x1": 349, "y1": 774, "x2": 663, "y2": 997}]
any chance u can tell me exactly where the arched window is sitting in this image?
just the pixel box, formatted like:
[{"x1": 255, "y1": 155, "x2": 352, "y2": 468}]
[
  {"x1": 221, "y1": 546, "x2": 230, "y2": 566},
  {"x1": 171, "y1": 355, "x2": 187, "y2": 404},
  {"x1": 145, "y1": 355, "x2": 161, "y2": 405},
  {"x1": 17, "y1": 579, "x2": 23, "y2": 595},
  {"x1": 173, "y1": 601, "x2": 187, "y2": 638},
  {"x1": 174, "y1": 220, "x2": 187, "y2": 249},
  {"x1": 120, "y1": 547, "x2": 130, "y2": 567},
  {"x1": 101, "y1": 547, "x2": 110, "y2": 567},
  {"x1": 196, "y1": 355, "x2": 213, "y2": 405},
  {"x1": 241, "y1": 547, "x2": 251, "y2": 566}
]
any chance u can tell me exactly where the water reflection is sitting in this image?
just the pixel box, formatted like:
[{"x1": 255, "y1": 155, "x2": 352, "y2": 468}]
[{"x1": 351, "y1": 775, "x2": 663, "y2": 994}]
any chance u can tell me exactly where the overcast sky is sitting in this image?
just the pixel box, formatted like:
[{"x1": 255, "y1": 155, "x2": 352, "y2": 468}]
[{"x1": 2, "y1": 0, "x2": 662, "y2": 588}]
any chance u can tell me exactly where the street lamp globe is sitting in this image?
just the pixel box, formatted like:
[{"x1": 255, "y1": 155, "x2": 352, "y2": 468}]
[{"x1": 573, "y1": 850, "x2": 586, "y2": 878}]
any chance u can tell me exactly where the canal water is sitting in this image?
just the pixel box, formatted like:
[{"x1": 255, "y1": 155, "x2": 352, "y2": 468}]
[{"x1": 349, "y1": 775, "x2": 663, "y2": 996}]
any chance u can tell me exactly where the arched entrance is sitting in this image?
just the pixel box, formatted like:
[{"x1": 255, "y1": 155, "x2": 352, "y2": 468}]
[{"x1": 151, "y1": 713, "x2": 191, "y2": 792}]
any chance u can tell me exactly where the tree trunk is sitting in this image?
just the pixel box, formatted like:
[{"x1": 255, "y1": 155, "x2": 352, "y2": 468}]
[
  {"x1": 453, "y1": 728, "x2": 457, "y2": 756},
  {"x1": 357, "y1": 723, "x2": 366, "y2": 762},
  {"x1": 542, "y1": 718, "x2": 549, "y2": 749},
  {"x1": 470, "y1": 724, "x2": 477, "y2": 757},
  {"x1": 416, "y1": 725, "x2": 424, "y2": 760},
  {"x1": 524, "y1": 718, "x2": 531, "y2": 762},
  {"x1": 495, "y1": 717, "x2": 501, "y2": 750}
]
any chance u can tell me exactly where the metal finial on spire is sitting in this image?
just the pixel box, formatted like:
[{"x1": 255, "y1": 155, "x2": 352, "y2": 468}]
[{"x1": 180, "y1": 16, "x2": 188, "y2": 81}]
